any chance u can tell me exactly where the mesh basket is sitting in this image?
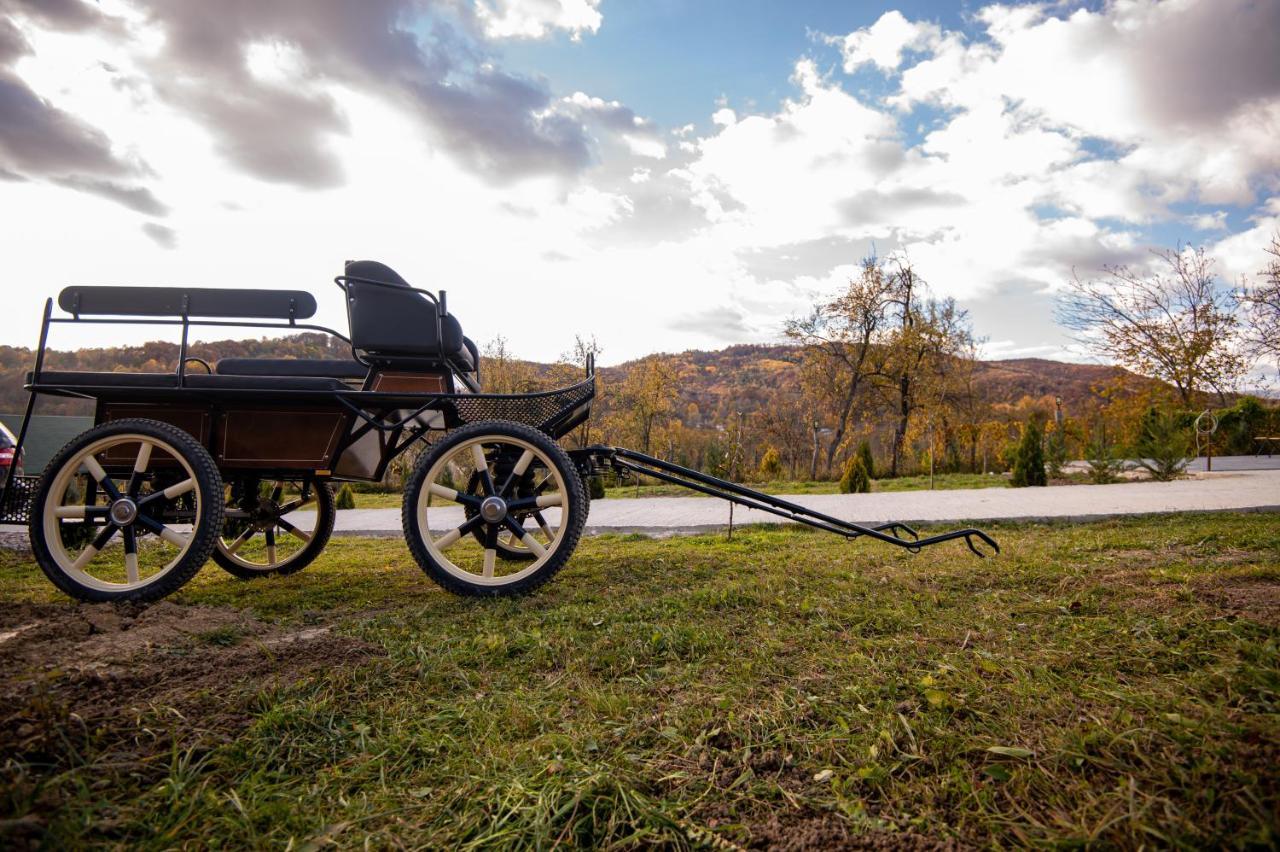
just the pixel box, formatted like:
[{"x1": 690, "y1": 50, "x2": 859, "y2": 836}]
[
  {"x1": 0, "y1": 475, "x2": 40, "y2": 525},
  {"x1": 442, "y1": 379, "x2": 594, "y2": 433}
]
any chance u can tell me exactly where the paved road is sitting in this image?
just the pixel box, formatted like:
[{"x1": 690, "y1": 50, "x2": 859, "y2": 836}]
[{"x1": 330, "y1": 468, "x2": 1280, "y2": 537}]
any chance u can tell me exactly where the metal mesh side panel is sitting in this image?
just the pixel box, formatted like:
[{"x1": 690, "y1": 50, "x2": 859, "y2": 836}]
[
  {"x1": 0, "y1": 475, "x2": 40, "y2": 525},
  {"x1": 445, "y1": 382, "x2": 594, "y2": 430}
]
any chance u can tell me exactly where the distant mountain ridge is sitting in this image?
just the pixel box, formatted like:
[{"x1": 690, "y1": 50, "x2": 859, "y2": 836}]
[{"x1": 0, "y1": 335, "x2": 1135, "y2": 417}]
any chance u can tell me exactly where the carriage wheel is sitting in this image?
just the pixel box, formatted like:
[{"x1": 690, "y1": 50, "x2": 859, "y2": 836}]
[
  {"x1": 212, "y1": 478, "x2": 335, "y2": 579},
  {"x1": 402, "y1": 421, "x2": 587, "y2": 596},
  {"x1": 29, "y1": 419, "x2": 222, "y2": 603}
]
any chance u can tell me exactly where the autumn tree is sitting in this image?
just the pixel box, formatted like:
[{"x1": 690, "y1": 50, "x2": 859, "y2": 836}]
[
  {"x1": 785, "y1": 257, "x2": 895, "y2": 474},
  {"x1": 1057, "y1": 246, "x2": 1247, "y2": 406},
  {"x1": 941, "y1": 336, "x2": 988, "y2": 472},
  {"x1": 756, "y1": 396, "x2": 810, "y2": 478},
  {"x1": 480, "y1": 335, "x2": 537, "y2": 394},
  {"x1": 616, "y1": 355, "x2": 679, "y2": 455},
  {"x1": 548, "y1": 334, "x2": 604, "y2": 447},
  {"x1": 1237, "y1": 231, "x2": 1280, "y2": 373},
  {"x1": 870, "y1": 258, "x2": 975, "y2": 477}
]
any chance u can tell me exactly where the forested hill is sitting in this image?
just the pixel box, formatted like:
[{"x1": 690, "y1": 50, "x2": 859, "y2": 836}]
[{"x1": 0, "y1": 334, "x2": 1132, "y2": 417}]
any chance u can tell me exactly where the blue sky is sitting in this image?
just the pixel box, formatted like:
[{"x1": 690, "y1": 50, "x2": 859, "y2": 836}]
[
  {"x1": 502, "y1": 1, "x2": 974, "y2": 128},
  {"x1": 0, "y1": 0, "x2": 1276, "y2": 372}
]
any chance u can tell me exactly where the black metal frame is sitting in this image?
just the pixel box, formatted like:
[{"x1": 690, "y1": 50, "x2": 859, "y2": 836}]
[
  {"x1": 2, "y1": 288, "x2": 594, "y2": 506},
  {"x1": 578, "y1": 447, "x2": 1000, "y2": 557}
]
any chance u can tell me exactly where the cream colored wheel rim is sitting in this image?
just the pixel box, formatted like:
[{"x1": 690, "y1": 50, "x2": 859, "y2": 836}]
[
  {"x1": 217, "y1": 480, "x2": 319, "y2": 571},
  {"x1": 42, "y1": 433, "x2": 202, "y2": 593},
  {"x1": 417, "y1": 434, "x2": 569, "y2": 586}
]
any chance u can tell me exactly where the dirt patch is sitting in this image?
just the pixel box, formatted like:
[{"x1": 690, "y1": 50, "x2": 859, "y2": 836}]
[
  {"x1": 0, "y1": 600, "x2": 383, "y2": 844},
  {"x1": 0, "y1": 600, "x2": 284, "y2": 672},
  {"x1": 747, "y1": 811, "x2": 965, "y2": 851},
  {"x1": 1195, "y1": 577, "x2": 1280, "y2": 625}
]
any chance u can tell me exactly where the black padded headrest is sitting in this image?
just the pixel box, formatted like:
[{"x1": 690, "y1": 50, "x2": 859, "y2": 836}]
[{"x1": 343, "y1": 260, "x2": 411, "y2": 289}]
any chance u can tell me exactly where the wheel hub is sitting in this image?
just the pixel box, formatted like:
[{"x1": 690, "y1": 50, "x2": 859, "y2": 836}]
[
  {"x1": 109, "y1": 498, "x2": 138, "y2": 526},
  {"x1": 479, "y1": 496, "x2": 508, "y2": 523}
]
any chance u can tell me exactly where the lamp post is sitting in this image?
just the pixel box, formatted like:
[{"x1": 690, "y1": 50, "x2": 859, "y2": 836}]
[{"x1": 1054, "y1": 396, "x2": 1064, "y2": 475}]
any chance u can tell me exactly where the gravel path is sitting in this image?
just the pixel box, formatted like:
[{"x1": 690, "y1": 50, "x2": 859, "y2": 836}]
[
  {"x1": 328, "y1": 468, "x2": 1280, "y2": 536},
  {"x1": 4, "y1": 463, "x2": 1276, "y2": 543}
]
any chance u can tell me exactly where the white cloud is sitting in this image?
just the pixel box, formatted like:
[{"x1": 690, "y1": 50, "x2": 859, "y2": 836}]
[
  {"x1": 891, "y1": 0, "x2": 1280, "y2": 210},
  {"x1": 475, "y1": 0, "x2": 602, "y2": 41},
  {"x1": 1187, "y1": 210, "x2": 1228, "y2": 231},
  {"x1": 2, "y1": 0, "x2": 1276, "y2": 370},
  {"x1": 831, "y1": 10, "x2": 941, "y2": 72}
]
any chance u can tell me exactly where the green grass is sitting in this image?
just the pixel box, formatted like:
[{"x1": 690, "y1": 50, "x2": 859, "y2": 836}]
[
  {"x1": 339, "y1": 472, "x2": 1104, "y2": 507},
  {"x1": 601, "y1": 472, "x2": 1016, "y2": 499},
  {"x1": 2, "y1": 513, "x2": 1277, "y2": 848}
]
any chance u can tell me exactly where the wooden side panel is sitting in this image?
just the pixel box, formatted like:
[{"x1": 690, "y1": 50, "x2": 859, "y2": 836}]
[
  {"x1": 99, "y1": 404, "x2": 212, "y2": 464},
  {"x1": 217, "y1": 408, "x2": 346, "y2": 469},
  {"x1": 371, "y1": 372, "x2": 447, "y2": 393}
]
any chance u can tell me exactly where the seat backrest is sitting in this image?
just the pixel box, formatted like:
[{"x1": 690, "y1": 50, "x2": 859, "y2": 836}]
[
  {"x1": 342, "y1": 260, "x2": 464, "y2": 360},
  {"x1": 59, "y1": 286, "x2": 317, "y2": 319}
]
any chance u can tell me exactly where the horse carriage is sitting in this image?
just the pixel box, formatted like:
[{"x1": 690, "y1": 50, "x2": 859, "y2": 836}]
[{"x1": 2, "y1": 261, "x2": 998, "y2": 603}]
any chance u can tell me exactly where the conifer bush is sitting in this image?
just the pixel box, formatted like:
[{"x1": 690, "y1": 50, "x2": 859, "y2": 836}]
[
  {"x1": 1011, "y1": 419, "x2": 1047, "y2": 487},
  {"x1": 758, "y1": 446, "x2": 783, "y2": 480},
  {"x1": 335, "y1": 484, "x2": 357, "y2": 510},
  {"x1": 856, "y1": 440, "x2": 875, "y2": 481},
  {"x1": 839, "y1": 455, "x2": 871, "y2": 494},
  {"x1": 1133, "y1": 408, "x2": 1191, "y2": 481}
]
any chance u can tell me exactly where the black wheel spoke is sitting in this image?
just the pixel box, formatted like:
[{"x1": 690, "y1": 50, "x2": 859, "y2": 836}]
[{"x1": 91, "y1": 523, "x2": 118, "y2": 551}]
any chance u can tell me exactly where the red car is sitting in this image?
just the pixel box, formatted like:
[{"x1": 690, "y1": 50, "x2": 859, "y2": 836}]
[{"x1": 0, "y1": 422, "x2": 23, "y2": 479}]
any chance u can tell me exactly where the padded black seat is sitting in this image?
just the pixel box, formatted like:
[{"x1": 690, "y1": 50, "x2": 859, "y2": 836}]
[
  {"x1": 186, "y1": 374, "x2": 348, "y2": 391},
  {"x1": 343, "y1": 260, "x2": 468, "y2": 367},
  {"x1": 30, "y1": 370, "x2": 347, "y2": 392},
  {"x1": 216, "y1": 358, "x2": 368, "y2": 380},
  {"x1": 29, "y1": 371, "x2": 177, "y2": 389}
]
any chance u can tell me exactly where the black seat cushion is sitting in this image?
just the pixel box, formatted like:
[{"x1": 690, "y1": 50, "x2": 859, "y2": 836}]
[
  {"x1": 186, "y1": 374, "x2": 348, "y2": 391},
  {"x1": 343, "y1": 260, "x2": 467, "y2": 362},
  {"x1": 29, "y1": 371, "x2": 177, "y2": 388},
  {"x1": 216, "y1": 358, "x2": 367, "y2": 380},
  {"x1": 30, "y1": 370, "x2": 346, "y2": 392}
]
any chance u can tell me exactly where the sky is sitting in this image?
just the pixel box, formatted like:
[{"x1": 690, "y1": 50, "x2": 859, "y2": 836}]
[{"x1": 0, "y1": 0, "x2": 1277, "y2": 367}]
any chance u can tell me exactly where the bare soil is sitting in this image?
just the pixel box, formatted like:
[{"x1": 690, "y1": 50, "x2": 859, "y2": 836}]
[
  {"x1": 1194, "y1": 576, "x2": 1280, "y2": 625},
  {"x1": 0, "y1": 600, "x2": 382, "y2": 844}
]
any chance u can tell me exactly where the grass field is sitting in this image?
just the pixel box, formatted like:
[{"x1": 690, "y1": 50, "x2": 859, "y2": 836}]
[{"x1": 1, "y1": 514, "x2": 1277, "y2": 848}]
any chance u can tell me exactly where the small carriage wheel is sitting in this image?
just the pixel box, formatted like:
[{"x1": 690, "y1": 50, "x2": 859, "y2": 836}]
[
  {"x1": 29, "y1": 419, "x2": 222, "y2": 603},
  {"x1": 402, "y1": 420, "x2": 587, "y2": 596},
  {"x1": 212, "y1": 478, "x2": 335, "y2": 579}
]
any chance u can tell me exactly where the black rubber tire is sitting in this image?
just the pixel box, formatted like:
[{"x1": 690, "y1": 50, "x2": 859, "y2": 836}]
[
  {"x1": 29, "y1": 418, "x2": 223, "y2": 603},
  {"x1": 402, "y1": 420, "x2": 587, "y2": 597},
  {"x1": 211, "y1": 480, "x2": 336, "y2": 579}
]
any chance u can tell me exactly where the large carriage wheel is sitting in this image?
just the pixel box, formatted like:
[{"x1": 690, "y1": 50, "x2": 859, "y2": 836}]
[
  {"x1": 402, "y1": 420, "x2": 587, "y2": 596},
  {"x1": 29, "y1": 419, "x2": 223, "y2": 603},
  {"x1": 212, "y1": 478, "x2": 335, "y2": 579}
]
